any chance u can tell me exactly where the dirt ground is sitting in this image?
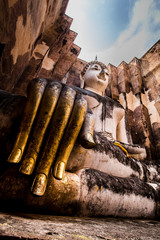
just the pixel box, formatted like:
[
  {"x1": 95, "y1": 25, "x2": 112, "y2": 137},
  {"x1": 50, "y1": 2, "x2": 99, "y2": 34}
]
[{"x1": 0, "y1": 211, "x2": 159, "y2": 240}]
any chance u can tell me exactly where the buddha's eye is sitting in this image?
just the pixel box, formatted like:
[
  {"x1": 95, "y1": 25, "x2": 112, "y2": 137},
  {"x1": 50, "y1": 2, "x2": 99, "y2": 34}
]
[
  {"x1": 92, "y1": 65, "x2": 100, "y2": 70},
  {"x1": 104, "y1": 70, "x2": 109, "y2": 75}
]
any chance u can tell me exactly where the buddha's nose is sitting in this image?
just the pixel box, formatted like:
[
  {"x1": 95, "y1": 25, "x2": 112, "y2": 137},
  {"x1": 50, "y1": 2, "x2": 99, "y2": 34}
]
[{"x1": 98, "y1": 69, "x2": 106, "y2": 80}]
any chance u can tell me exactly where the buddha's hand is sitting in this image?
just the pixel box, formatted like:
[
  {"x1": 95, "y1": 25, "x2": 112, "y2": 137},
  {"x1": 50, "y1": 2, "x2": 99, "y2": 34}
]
[{"x1": 7, "y1": 78, "x2": 95, "y2": 196}]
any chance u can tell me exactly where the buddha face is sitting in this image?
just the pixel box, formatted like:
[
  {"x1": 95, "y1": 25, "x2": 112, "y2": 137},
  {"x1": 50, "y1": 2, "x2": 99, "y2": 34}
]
[{"x1": 82, "y1": 63, "x2": 109, "y2": 95}]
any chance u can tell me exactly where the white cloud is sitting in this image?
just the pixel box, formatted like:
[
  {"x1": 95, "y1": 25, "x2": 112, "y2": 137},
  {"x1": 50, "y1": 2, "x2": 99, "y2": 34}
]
[
  {"x1": 94, "y1": 0, "x2": 160, "y2": 65},
  {"x1": 66, "y1": 0, "x2": 91, "y2": 48},
  {"x1": 67, "y1": 0, "x2": 160, "y2": 66},
  {"x1": 99, "y1": 0, "x2": 105, "y2": 4}
]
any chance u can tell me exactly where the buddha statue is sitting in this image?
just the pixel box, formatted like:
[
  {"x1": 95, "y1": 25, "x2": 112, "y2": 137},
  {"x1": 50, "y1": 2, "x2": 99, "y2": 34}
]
[{"x1": 0, "y1": 61, "x2": 159, "y2": 218}]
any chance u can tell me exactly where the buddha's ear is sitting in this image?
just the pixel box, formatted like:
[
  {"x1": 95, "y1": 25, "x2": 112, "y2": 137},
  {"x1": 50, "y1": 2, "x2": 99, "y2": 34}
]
[{"x1": 80, "y1": 73, "x2": 84, "y2": 88}]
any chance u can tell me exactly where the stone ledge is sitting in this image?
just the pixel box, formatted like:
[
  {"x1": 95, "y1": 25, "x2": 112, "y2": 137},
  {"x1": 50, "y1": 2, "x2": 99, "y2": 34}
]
[{"x1": 0, "y1": 212, "x2": 160, "y2": 240}]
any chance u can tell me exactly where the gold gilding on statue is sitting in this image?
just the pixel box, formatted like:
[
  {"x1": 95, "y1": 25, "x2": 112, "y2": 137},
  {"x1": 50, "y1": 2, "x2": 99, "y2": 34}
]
[
  {"x1": 80, "y1": 112, "x2": 95, "y2": 149},
  {"x1": 19, "y1": 157, "x2": 35, "y2": 175},
  {"x1": 7, "y1": 78, "x2": 47, "y2": 163},
  {"x1": 8, "y1": 148, "x2": 22, "y2": 163},
  {"x1": 54, "y1": 162, "x2": 65, "y2": 180},
  {"x1": 31, "y1": 173, "x2": 47, "y2": 196},
  {"x1": 19, "y1": 82, "x2": 62, "y2": 175},
  {"x1": 54, "y1": 94, "x2": 87, "y2": 180},
  {"x1": 113, "y1": 141, "x2": 131, "y2": 158},
  {"x1": 31, "y1": 86, "x2": 76, "y2": 196}
]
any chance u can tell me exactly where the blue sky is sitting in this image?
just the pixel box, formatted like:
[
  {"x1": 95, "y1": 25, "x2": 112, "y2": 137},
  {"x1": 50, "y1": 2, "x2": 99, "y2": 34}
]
[{"x1": 66, "y1": 0, "x2": 160, "y2": 66}]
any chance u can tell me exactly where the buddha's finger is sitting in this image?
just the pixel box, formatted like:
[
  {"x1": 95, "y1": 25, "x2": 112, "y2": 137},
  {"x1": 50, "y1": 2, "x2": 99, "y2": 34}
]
[
  {"x1": 7, "y1": 78, "x2": 47, "y2": 163},
  {"x1": 80, "y1": 110, "x2": 95, "y2": 149},
  {"x1": 19, "y1": 81, "x2": 62, "y2": 175},
  {"x1": 53, "y1": 94, "x2": 87, "y2": 180},
  {"x1": 31, "y1": 86, "x2": 76, "y2": 196}
]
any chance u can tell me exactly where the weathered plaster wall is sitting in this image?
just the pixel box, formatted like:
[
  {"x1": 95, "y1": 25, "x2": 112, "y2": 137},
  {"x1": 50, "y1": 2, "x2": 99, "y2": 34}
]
[{"x1": 0, "y1": 0, "x2": 80, "y2": 95}]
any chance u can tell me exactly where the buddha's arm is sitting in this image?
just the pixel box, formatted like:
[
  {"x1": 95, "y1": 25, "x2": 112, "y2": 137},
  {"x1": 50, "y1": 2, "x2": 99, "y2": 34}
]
[{"x1": 113, "y1": 106, "x2": 127, "y2": 143}]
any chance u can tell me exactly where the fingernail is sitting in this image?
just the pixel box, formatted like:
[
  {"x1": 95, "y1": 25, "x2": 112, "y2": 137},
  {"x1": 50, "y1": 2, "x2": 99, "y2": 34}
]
[
  {"x1": 54, "y1": 162, "x2": 65, "y2": 180},
  {"x1": 31, "y1": 174, "x2": 47, "y2": 196},
  {"x1": 8, "y1": 148, "x2": 22, "y2": 163},
  {"x1": 19, "y1": 157, "x2": 35, "y2": 175}
]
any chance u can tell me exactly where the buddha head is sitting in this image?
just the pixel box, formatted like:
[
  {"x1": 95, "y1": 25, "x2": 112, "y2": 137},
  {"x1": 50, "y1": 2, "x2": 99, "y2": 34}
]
[{"x1": 80, "y1": 61, "x2": 109, "y2": 96}]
